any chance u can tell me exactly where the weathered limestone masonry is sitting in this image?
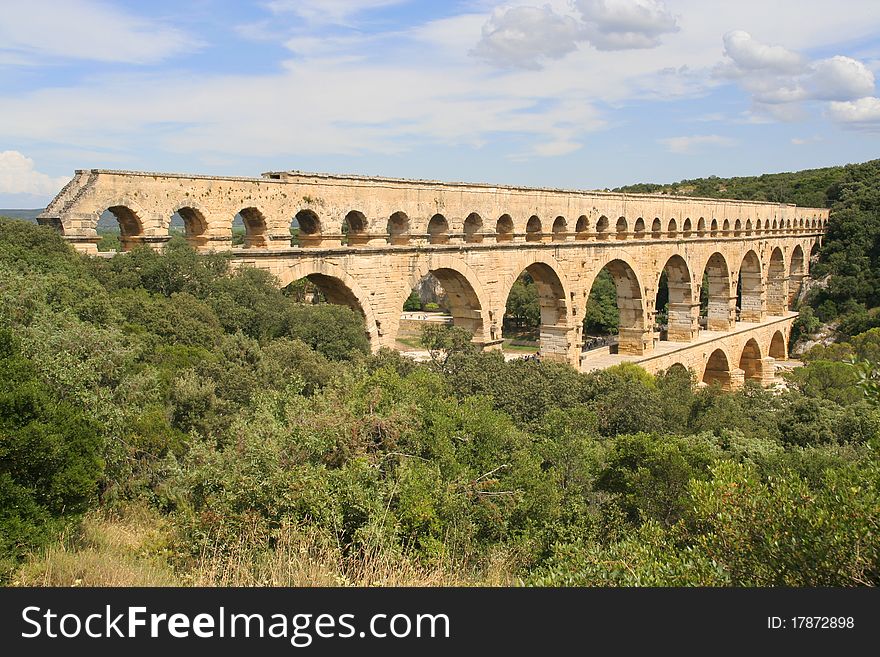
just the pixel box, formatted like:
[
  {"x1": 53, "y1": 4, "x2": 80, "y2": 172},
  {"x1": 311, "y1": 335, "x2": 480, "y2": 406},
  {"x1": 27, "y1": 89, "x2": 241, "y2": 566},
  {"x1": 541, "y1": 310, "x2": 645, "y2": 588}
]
[{"x1": 39, "y1": 169, "x2": 829, "y2": 388}]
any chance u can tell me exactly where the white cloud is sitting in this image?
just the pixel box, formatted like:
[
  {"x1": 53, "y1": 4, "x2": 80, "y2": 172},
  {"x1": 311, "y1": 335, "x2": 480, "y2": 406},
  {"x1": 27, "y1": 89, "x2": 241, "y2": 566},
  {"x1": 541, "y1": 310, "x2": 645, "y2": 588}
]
[
  {"x1": 658, "y1": 134, "x2": 736, "y2": 153},
  {"x1": 718, "y1": 30, "x2": 877, "y2": 122},
  {"x1": 0, "y1": 151, "x2": 70, "y2": 196},
  {"x1": 471, "y1": 0, "x2": 679, "y2": 69},
  {"x1": 722, "y1": 30, "x2": 803, "y2": 73},
  {"x1": 576, "y1": 0, "x2": 679, "y2": 51},
  {"x1": 0, "y1": 0, "x2": 199, "y2": 65},
  {"x1": 807, "y1": 56, "x2": 875, "y2": 101},
  {"x1": 827, "y1": 96, "x2": 880, "y2": 130},
  {"x1": 470, "y1": 6, "x2": 584, "y2": 69}
]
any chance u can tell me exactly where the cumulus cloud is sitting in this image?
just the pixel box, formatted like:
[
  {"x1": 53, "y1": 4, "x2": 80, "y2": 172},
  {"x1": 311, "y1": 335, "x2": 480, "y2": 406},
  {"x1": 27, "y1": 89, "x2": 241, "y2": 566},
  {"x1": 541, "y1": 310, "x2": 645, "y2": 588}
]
[
  {"x1": 658, "y1": 134, "x2": 736, "y2": 153},
  {"x1": 827, "y1": 96, "x2": 880, "y2": 130},
  {"x1": 0, "y1": 0, "x2": 198, "y2": 65},
  {"x1": 0, "y1": 151, "x2": 70, "y2": 196},
  {"x1": 807, "y1": 56, "x2": 875, "y2": 100},
  {"x1": 722, "y1": 30, "x2": 803, "y2": 73},
  {"x1": 472, "y1": 0, "x2": 678, "y2": 69},
  {"x1": 718, "y1": 31, "x2": 877, "y2": 122},
  {"x1": 470, "y1": 6, "x2": 584, "y2": 69},
  {"x1": 576, "y1": 0, "x2": 679, "y2": 51}
]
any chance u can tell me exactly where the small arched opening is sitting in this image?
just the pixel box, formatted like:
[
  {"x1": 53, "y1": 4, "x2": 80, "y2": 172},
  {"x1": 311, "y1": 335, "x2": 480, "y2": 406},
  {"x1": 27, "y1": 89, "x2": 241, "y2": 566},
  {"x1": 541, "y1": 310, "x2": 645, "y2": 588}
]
[
  {"x1": 525, "y1": 215, "x2": 543, "y2": 242},
  {"x1": 428, "y1": 214, "x2": 450, "y2": 244},
  {"x1": 237, "y1": 207, "x2": 268, "y2": 248},
  {"x1": 293, "y1": 209, "x2": 321, "y2": 247},
  {"x1": 552, "y1": 216, "x2": 568, "y2": 242},
  {"x1": 464, "y1": 212, "x2": 483, "y2": 243},
  {"x1": 387, "y1": 211, "x2": 410, "y2": 245},
  {"x1": 343, "y1": 210, "x2": 369, "y2": 246}
]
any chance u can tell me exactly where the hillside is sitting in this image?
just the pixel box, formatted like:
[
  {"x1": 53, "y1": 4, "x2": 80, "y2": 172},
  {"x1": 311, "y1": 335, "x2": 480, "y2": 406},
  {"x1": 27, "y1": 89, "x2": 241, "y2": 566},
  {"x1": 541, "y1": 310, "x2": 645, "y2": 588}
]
[
  {"x1": 0, "y1": 209, "x2": 42, "y2": 222},
  {"x1": 614, "y1": 159, "x2": 880, "y2": 209}
]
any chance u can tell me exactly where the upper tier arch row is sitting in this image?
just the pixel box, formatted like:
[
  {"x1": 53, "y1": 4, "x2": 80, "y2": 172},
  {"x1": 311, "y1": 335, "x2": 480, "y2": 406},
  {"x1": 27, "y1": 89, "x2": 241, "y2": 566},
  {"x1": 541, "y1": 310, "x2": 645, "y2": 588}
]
[{"x1": 38, "y1": 169, "x2": 830, "y2": 253}]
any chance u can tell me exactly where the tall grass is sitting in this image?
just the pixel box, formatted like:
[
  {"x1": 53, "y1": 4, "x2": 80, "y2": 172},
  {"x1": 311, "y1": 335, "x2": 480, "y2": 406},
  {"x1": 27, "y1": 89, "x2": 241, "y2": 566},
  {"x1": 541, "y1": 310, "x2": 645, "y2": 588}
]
[{"x1": 11, "y1": 505, "x2": 518, "y2": 587}]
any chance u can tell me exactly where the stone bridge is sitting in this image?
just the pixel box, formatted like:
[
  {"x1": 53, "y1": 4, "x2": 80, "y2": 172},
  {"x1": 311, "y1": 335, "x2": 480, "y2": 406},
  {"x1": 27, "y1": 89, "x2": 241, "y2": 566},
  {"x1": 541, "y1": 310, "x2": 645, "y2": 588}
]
[{"x1": 39, "y1": 169, "x2": 829, "y2": 388}]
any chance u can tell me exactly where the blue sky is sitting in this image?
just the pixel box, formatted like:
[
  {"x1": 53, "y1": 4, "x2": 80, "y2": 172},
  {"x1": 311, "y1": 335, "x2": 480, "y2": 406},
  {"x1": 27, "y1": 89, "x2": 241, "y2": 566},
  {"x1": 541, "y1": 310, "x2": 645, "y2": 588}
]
[{"x1": 1, "y1": 0, "x2": 879, "y2": 207}]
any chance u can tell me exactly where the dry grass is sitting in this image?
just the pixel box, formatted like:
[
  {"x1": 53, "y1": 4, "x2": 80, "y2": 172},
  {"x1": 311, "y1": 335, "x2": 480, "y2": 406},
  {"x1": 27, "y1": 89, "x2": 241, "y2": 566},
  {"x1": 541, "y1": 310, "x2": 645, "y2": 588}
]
[
  {"x1": 12, "y1": 505, "x2": 178, "y2": 587},
  {"x1": 11, "y1": 505, "x2": 519, "y2": 587}
]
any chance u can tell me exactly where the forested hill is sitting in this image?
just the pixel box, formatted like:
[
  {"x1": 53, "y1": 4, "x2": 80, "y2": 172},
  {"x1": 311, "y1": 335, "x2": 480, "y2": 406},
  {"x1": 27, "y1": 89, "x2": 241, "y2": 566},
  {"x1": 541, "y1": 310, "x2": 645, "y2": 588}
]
[{"x1": 614, "y1": 159, "x2": 880, "y2": 210}]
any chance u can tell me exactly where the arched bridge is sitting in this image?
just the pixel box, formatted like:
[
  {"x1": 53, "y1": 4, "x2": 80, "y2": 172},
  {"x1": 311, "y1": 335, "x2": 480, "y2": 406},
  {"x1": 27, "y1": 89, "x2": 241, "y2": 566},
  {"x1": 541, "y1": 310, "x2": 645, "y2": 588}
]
[{"x1": 39, "y1": 169, "x2": 828, "y2": 389}]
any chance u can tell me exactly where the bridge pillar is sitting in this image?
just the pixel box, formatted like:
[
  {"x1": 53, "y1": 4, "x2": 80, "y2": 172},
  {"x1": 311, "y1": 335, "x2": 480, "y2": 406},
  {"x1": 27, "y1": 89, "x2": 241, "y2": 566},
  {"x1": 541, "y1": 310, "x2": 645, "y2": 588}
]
[
  {"x1": 706, "y1": 295, "x2": 736, "y2": 331},
  {"x1": 788, "y1": 274, "x2": 805, "y2": 307},
  {"x1": 666, "y1": 301, "x2": 700, "y2": 341},
  {"x1": 539, "y1": 324, "x2": 578, "y2": 364},
  {"x1": 766, "y1": 278, "x2": 789, "y2": 316},
  {"x1": 617, "y1": 327, "x2": 653, "y2": 355},
  {"x1": 760, "y1": 357, "x2": 777, "y2": 386}
]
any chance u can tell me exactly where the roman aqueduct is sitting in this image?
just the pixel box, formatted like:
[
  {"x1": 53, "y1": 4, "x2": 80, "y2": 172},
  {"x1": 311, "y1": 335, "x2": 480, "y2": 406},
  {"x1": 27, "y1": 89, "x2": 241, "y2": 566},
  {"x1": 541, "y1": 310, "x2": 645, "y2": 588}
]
[{"x1": 39, "y1": 169, "x2": 829, "y2": 389}]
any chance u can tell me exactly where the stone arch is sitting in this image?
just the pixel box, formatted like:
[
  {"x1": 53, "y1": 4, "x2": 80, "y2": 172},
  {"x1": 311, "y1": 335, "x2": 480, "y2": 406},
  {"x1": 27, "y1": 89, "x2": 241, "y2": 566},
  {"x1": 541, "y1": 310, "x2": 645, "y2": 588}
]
[
  {"x1": 387, "y1": 211, "x2": 410, "y2": 245},
  {"x1": 665, "y1": 362, "x2": 691, "y2": 378},
  {"x1": 667, "y1": 218, "x2": 678, "y2": 237},
  {"x1": 275, "y1": 261, "x2": 380, "y2": 349},
  {"x1": 682, "y1": 218, "x2": 692, "y2": 237},
  {"x1": 172, "y1": 206, "x2": 209, "y2": 249},
  {"x1": 100, "y1": 204, "x2": 145, "y2": 252},
  {"x1": 343, "y1": 210, "x2": 369, "y2": 246},
  {"x1": 428, "y1": 213, "x2": 450, "y2": 244},
  {"x1": 739, "y1": 338, "x2": 769, "y2": 384},
  {"x1": 503, "y1": 257, "x2": 573, "y2": 362},
  {"x1": 703, "y1": 348, "x2": 740, "y2": 390},
  {"x1": 496, "y1": 214, "x2": 514, "y2": 242},
  {"x1": 634, "y1": 217, "x2": 646, "y2": 238},
  {"x1": 697, "y1": 217, "x2": 706, "y2": 236},
  {"x1": 701, "y1": 252, "x2": 732, "y2": 331},
  {"x1": 769, "y1": 330, "x2": 787, "y2": 359},
  {"x1": 575, "y1": 215, "x2": 590, "y2": 240},
  {"x1": 238, "y1": 207, "x2": 268, "y2": 248},
  {"x1": 405, "y1": 258, "x2": 491, "y2": 344},
  {"x1": 294, "y1": 209, "x2": 322, "y2": 247},
  {"x1": 710, "y1": 218, "x2": 718, "y2": 236},
  {"x1": 526, "y1": 215, "x2": 543, "y2": 242},
  {"x1": 596, "y1": 215, "x2": 610, "y2": 239},
  {"x1": 755, "y1": 218, "x2": 763, "y2": 233},
  {"x1": 767, "y1": 247, "x2": 787, "y2": 315},
  {"x1": 464, "y1": 212, "x2": 483, "y2": 243},
  {"x1": 722, "y1": 219, "x2": 730, "y2": 235},
  {"x1": 738, "y1": 249, "x2": 763, "y2": 322},
  {"x1": 552, "y1": 216, "x2": 568, "y2": 242},
  {"x1": 657, "y1": 254, "x2": 696, "y2": 341},
  {"x1": 589, "y1": 257, "x2": 648, "y2": 355},
  {"x1": 772, "y1": 218, "x2": 778, "y2": 231},
  {"x1": 745, "y1": 219, "x2": 752, "y2": 235},
  {"x1": 788, "y1": 244, "x2": 805, "y2": 306},
  {"x1": 651, "y1": 218, "x2": 662, "y2": 238},
  {"x1": 615, "y1": 216, "x2": 628, "y2": 240},
  {"x1": 734, "y1": 219, "x2": 742, "y2": 236}
]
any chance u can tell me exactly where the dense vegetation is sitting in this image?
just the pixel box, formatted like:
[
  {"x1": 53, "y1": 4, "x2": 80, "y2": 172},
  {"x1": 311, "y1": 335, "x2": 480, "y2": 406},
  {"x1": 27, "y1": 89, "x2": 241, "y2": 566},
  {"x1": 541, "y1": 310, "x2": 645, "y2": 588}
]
[{"x1": 2, "y1": 216, "x2": 879, "y2": 586}]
